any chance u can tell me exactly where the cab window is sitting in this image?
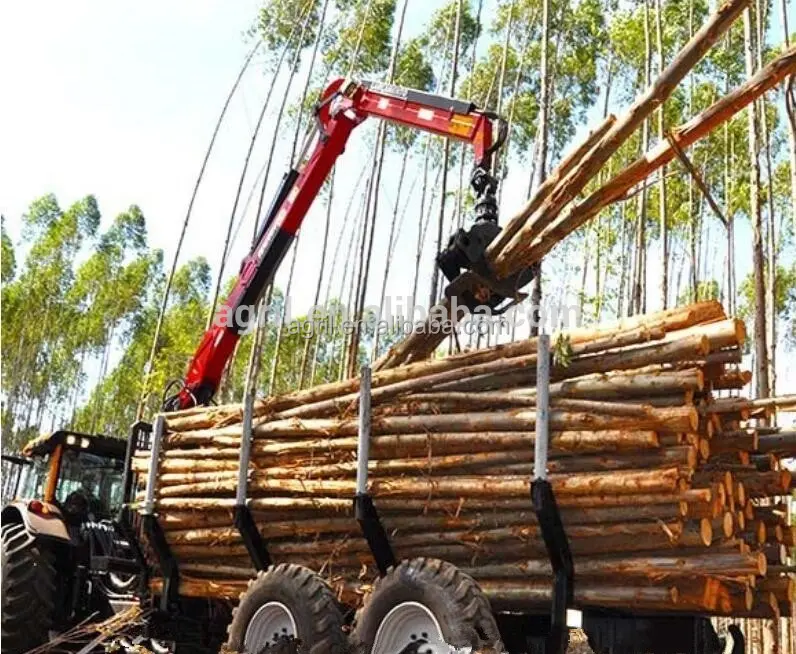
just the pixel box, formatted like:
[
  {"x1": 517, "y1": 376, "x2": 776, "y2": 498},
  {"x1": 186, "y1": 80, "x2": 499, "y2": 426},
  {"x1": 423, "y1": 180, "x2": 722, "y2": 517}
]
[{"x1": 55, "y1": 450, "x2": 124, "y2": 518}]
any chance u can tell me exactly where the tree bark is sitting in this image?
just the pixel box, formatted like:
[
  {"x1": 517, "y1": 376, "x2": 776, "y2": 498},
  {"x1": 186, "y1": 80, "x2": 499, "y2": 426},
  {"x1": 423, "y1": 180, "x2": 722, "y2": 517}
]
[
  {"x1": 743, "y1": 7, "x2": 770, "y2": 400},
  {"x1": 655, "y1": 0, "x2": 669, "y2": 309}
]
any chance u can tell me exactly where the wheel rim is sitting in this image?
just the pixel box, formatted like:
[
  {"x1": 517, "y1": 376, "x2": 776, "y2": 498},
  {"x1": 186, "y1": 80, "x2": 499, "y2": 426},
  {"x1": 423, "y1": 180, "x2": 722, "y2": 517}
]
[
  {"x1": 371, "y1": 601, "x2": 447, "y2": 654},
  {"x1": 244, "y1": 601, "x2": 298, "y2": 652}
]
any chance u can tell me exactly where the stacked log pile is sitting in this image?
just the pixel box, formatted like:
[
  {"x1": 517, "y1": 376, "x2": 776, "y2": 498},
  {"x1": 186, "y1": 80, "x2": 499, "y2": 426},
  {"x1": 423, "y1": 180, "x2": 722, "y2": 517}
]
[
  {"x1": 136, "y1": 300, "x2": 796, "y2": 618},
  {"x1": 135, "y1": 0, "x2": 796, "y2": 622}
]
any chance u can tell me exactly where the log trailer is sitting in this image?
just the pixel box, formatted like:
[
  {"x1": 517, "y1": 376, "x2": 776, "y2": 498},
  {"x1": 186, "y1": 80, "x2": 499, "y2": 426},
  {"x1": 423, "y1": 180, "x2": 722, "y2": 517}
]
[{"x1": 1, "y1": 78, "x2": 749, "y2": 654}]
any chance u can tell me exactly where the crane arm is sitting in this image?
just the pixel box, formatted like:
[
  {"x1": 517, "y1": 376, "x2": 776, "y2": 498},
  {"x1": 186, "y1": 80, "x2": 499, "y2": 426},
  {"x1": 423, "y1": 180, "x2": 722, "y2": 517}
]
[{"x1": 164, "y1": 77, "x2": 510, "y2": 411}]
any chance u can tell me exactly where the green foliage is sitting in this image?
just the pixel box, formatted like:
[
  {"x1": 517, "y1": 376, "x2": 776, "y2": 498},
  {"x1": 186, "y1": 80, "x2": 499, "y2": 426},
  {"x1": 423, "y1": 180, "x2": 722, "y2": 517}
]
[
  {"x1": 257, "y1": 0, "x2": 325, "y2": 66},
  {"x1": 4, "y1": 0, "x2": 795, "y2": 450},
  {"x1": 1, "y1": 217, "x2": 15, "y2": 283},
  {"x1": 422, "y1": 0, "x2": 480, "y2": 64},
  {"x1": 391, "y1": 38, "x2": 436, "y2": 150},
  {"x1": 678, "y1": 280, "x2": 720, "y2": 306},
  {"x1": 2, "y1": 195, "x2": 143, "y2": 449},
  {"x1": 323, "y1": 0, "x2": 396, "y2": 76},
  {"x1": 739, "y1": 264, "x2": 796, "y2": 348}
]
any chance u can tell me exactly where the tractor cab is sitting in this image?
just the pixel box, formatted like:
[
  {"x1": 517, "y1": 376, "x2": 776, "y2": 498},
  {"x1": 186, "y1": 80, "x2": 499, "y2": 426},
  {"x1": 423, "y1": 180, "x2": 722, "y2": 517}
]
[
  {"x1": 16, "y1": 430, "x2": 127, "y2": 524},
  {"x1": 1, "y1": 431, "x2": 136, "y2": 654}
]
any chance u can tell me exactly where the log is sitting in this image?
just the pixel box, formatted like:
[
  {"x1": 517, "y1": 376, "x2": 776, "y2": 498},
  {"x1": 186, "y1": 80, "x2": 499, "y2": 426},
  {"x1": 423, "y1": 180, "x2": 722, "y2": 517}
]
[
  {"x1": 491, "y1": 0, "x2": 752, "y2": 276},
  {"x1": 463, "y1": 551, "x2": 765, "y2": 580},
  {"x1": 487, "y1": 113, "x2": 618, "y2": 255},
  {"x1": 710, "y1": 370, "x2": 752, "y2": 391},
  {"x1": 274, "y1": 332, "x2": 706, "y2": 421},
  {"x1": 675, "y1": 579, "x2": 752, "y2": 613},
  {"x1": 164, "y1": 429, "x2": 660, "y2": 455},
  {"x1": 178, "y1": 407, "x2": 694, "y2": 440},
  {"x1": 478, "y1": 580, "x2": 679, "y2": 611},
  {"x1": 756, "y1": 431, "x2": 796, "y2": 456},
  {"x1": 710, "y1": 429, "x2": 758, "y2": 454},
  {"x1": 155, "y1": 467, "x2": 683, "y2": 499},
  {"x1": 511, "y1": 45, "x2": 795, "y2": 276}
]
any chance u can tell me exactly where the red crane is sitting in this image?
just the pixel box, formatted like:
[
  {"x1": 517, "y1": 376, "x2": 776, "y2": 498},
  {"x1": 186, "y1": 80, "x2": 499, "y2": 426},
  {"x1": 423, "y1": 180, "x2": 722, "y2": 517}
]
[{"x1": 164, "y1": 77, "x2": 535, "y2": 411}]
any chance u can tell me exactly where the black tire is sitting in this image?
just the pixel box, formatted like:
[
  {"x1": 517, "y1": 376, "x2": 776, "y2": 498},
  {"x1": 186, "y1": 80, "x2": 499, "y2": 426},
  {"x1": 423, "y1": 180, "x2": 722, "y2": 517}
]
[
  {"x1": 224, "y1": 563, "x2": 347, "y2": 654},
  {"x1": 1, "y1": 523, "x2": 57, "y2": 654},
  {"x1": 350, "y1": 557, "x2": 502, "y2": 653}
]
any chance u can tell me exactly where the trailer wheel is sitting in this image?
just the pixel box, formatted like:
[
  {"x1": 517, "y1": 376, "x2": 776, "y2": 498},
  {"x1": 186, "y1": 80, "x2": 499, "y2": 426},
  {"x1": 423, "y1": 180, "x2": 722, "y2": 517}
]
[
  {"x1": 224, "y1": 564, "x2": 346, "y2": 654},
  {"x1": 351, "y1": 558, "x2": 502, "y2": 654},
  {"x1": 1, "y1": 523, "x2": 57, "y2": 654}
]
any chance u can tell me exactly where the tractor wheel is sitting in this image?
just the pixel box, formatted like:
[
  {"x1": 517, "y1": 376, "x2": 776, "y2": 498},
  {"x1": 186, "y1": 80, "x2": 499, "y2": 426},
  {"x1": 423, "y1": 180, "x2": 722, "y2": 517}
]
[
  {"x1": 224, "y1": 563, "x2": 347, "y2": 654},
  {"x1": 350, "y1": 557, "x2": 502, "y2": 654},
  {"x1": 1, "y1": 523, "x2": 57, "y2": 654}
]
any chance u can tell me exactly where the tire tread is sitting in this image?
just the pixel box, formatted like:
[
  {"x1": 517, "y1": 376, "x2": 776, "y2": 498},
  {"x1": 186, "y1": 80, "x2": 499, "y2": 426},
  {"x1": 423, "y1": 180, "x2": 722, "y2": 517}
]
[{"x1": 1, "y1": 523, "x2": 56, "y2": 654}]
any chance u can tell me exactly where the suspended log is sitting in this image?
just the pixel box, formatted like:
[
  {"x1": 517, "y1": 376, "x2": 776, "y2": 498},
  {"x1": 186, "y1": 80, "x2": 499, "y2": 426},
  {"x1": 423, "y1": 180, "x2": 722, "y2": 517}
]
[{"x1": 511, "y1": 45, "x2": 796, "y2": 276}]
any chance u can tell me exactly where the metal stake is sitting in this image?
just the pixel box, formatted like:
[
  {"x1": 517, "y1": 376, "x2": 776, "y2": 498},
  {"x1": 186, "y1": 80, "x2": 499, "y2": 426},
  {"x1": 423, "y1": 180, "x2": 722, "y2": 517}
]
[
  {"x1": 236, "y1": 390, "x2": 254, "y2": 506},
  {"x1": 143, "y1": 415, "x2": 164, "y2": 516},
  {"x1": 534, "y1": 333, "x2": 551, "y2": 481},
  {"x1": 356, "y1": 364, "x2": 371, "y2": 495}
]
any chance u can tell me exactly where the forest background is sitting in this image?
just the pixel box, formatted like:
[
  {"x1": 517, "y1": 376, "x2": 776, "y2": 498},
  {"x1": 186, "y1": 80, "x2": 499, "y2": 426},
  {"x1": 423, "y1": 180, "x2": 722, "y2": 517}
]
[{"x1": 1, "y1": 0, "x2": 794, "y2": 450}]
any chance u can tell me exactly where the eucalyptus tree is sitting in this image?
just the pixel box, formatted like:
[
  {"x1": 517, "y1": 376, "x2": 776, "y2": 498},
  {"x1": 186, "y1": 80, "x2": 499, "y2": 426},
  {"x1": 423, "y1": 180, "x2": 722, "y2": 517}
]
[
  {"x1": 743, "y1": 5, "x2": 770, "y2": 398},
  {"x1": 1, "y1": 195, "x2": 99, "y2": 448},
  {"x1": 1, "y1": 218, "x2": 15, "y2": 283},
  {"x1": 74, "y1": 258, "x2": 211, "y2": 436},
  {"x1": 372, "y1": 33, "x2": 435, "y2": 359},
  {"x1": 67, "y1": 207, "x2": 151, "y2": 432}
]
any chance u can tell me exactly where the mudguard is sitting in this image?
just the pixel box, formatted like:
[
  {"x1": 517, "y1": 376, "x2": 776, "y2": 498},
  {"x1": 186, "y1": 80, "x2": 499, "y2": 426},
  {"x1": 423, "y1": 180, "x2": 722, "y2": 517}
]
[{"x1": 1, "y1": 500, "x2": 70, "y2": 542}]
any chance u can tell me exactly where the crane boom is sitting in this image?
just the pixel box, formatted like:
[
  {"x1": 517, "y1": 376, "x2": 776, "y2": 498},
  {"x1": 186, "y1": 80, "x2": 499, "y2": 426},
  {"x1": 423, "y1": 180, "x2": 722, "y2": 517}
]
[{"x1": 164, "y1": 77, "x2": 529, "y2": 412}]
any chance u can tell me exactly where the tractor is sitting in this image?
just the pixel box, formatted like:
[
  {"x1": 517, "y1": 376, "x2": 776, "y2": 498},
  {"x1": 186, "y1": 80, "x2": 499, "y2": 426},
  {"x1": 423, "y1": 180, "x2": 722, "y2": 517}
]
[{"x1": 1, "y1": 430, "x2": 139, "y2": 653}]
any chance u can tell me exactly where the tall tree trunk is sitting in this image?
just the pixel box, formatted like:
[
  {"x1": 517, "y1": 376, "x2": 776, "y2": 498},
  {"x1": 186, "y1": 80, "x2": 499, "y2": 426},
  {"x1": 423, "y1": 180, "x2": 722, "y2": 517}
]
[
  {"x1": 412, "y1": 137, "x2": 434, "y2": 317},
  {"x1": 579, "y1": 229, "x2": 591, "y2": 318},
  {"x1": 687, "y1": 0, "x2": 697, "y2": 303},
  {"x1": 494, "y1": 0, "x2": 516, "y2": 207},
  {"x1": 373, "y1": 147, "x2": 409, "y2": 359},
  {"x1": 310, "y1": 165, "x2": 367, "y2": 386},
  {"x1": 456, "y1": 0, "x2": 485, "y2": 228},
  {"x1": 724, "y1": 95, "x2": 735, "y2": 315},
  {"x1": 497, "y1": 32, "x2": 531, "y2": 210},
  {"x1": 412, "y1": 162, "x2": 443, "y2": 320},
  {"x1": 757, "y1": 0, "x2": 777, "y2": 397},
  {"x1": 291, "y1": 0, "x2": 333, "y2": 391},
  {"x1": 299, "y1": 168, "x2": 334, "y2": 389},
  {"x1": 267, "y1": 232, "x2": 302, "y2": 395},
  {"x1": 530, "y1": 0, "x2": 551, "y2": 337},
  {"x1": 429, "y1": 0, "x2": 464, "y2": 309},
  {"x1": 348, "y1": 0, "x2": 408, "y2": 375},
  {"x1": 781, "y1": 0, "x2": 796, "y2": 236},
  {"x1": 136, "y1": 42, "x2": 260, "y2": 419},
  {"x1": 617, "y1": 202, "x2": 628, "y2": 318},
  {"x1": 252, "y1": 3, "x2": 315, "y2": 240},
  {"x1": 90, "y1": 326, "x2": 114, "y2": 434},
  {"x1": 340, "y1": 182, "x2": 371, "y2": 381},
  {"x1": 743, "y1": 6, "x2": 770, "y2": 399},
  {"x1": 207, "y1": 7, "x2": 310, "y2": 330},
  {"x1": 655, "y1": 0, "x2": 669, "y2": 309},
  {"x1": 289, "y1": 0, "x2": 332, "y2": 163},
  {"x1": 219, "y1": 4, "x2": 316, "y2": 399},
  {"x1": 632, "y1": 0, "x2": 652, "y2": 317}
]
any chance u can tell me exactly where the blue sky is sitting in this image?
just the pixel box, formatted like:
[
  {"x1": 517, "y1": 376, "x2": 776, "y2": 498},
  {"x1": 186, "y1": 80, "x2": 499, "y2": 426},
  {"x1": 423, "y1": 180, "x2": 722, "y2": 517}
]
[
  {"x1": 0, "y1": 1, "x2": 446, "y2": 311},
  {"x1": 1, "y1": 1, "x2": 263, "y2": 278}
]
